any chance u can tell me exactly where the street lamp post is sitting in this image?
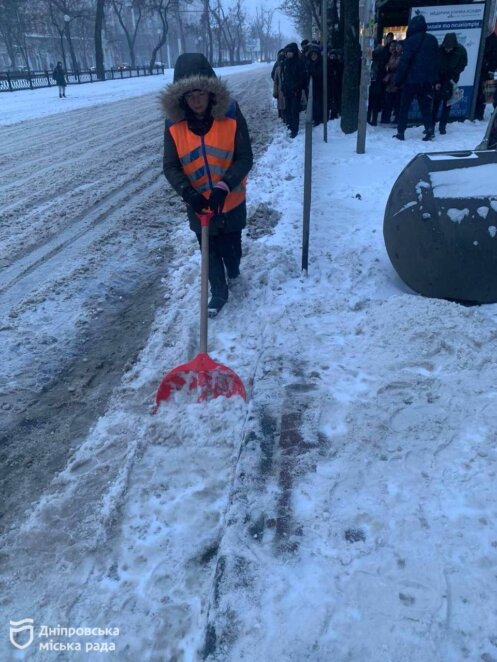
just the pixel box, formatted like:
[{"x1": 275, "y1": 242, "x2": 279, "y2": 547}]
[
  {"x1": 157, "y1": 29, "x2": 164, "y2": 68},
  {"x1": 63, "y1": 14, "x2": 70, "y2": 71}
]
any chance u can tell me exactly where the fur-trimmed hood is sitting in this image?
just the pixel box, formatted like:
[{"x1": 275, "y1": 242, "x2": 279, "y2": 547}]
[{"x1": 160, "y1": 53, "x2": 231, "y2": 122}]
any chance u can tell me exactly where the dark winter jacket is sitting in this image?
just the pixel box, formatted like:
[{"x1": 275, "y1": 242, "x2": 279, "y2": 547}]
[
  {"x1": 394, "y1": 14, "x2": 439, "y2": 86},
  {"x1": 161, "y1": 53, "x2": 253, "y2": 235},
  {"x1": 384, "y1": 50, "x2": 402, "y2": 93},
  {"x1": 281, "y1": 43, "x2": 308, "y2": 98},
  {"x1": 437, "y1": 34, "x2": 468, "y2": 84},
  {"x1": 52, "y1": 64, "x2": 67, "y2": 87},
  {"x1": 368, "y1": 46, "x2": 386, "y2": 112},
  {"x1": 271, "y1": 51, "x2": 285, "y2": 81},
  {"x1": 327, "y1": 52, "x2": 343, "y2": 114},
  {"x1": 306, "y1": 47, "x2": 323, "y2": 98},
  {"x1": 483, "y1": 32, "x2": 497, "y2": 78}
]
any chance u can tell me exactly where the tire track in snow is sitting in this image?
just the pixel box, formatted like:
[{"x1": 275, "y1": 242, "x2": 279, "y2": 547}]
[{"x1": 0, "y1": 169, "x2": 162, "y2": 303}]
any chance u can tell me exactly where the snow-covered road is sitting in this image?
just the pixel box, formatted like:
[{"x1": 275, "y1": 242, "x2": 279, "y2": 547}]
[
  {"x1": 2, "y1": 65, "x2": 497, "y2": 661},
  {"x1": 0, "y1": 66, "x2": 273, "y2": 533}
]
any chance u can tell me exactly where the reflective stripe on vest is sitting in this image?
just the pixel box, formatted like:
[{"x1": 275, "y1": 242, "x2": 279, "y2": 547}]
[{"x1": 168, "y1": 105, "x2": 246, "y2": 213}]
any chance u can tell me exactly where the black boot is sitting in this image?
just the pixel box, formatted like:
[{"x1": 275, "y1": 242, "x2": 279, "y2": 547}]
[{"x1": 208, "y1": 296, "x2": 227, "y2": 317}]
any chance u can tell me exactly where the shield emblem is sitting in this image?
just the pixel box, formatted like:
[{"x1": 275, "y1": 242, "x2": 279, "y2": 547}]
[{"x1": 9, "y1": 618, "x2": 34, "y2": 650}]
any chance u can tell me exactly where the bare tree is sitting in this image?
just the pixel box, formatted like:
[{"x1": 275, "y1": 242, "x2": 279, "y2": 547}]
[
  {"x1": 148, "y1": 0, "x2": 178, "y2": 72},
  {"x1": 95, "y1": 0, "x2": 105, "y2": 78},
  {"x1": 250, "y1": 6, "x2": 275, "y2": 62},
  {"x1": 0, "y1": 0, "x2": 34, "y2": 69},
  {"x1": 44, "y1": 0, "x2": 88, "y2": 71},
  {"x1": 233, "y1": 0, "x2": 247, "y2": 62},
  {"x1": 201, "y1": 0, "x2": 214, "y2": 64},
  {"x1": 279, "y1": 0, "x2": 317, "y2": 38},
  {"x1": 111, "y1": 0, "x2": 145, "y2": 68},
  {"x1": 211, "y1": 0, "x2": 231, "y2": 64}
]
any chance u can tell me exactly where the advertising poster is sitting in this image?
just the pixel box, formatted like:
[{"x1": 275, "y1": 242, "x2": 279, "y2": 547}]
[{"x1": 410, "y1": 3, "x2": 485, "y2": 119}]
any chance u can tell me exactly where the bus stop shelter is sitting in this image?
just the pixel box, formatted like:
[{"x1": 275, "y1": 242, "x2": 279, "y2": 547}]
[{"x1": 375, "y1": 0, "x2": 497, "y2": 118}]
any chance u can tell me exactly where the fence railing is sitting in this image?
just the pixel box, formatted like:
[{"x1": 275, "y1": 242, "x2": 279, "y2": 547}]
[{"x1": 0, "y1": 65, "x2": 165, "y2": 92}]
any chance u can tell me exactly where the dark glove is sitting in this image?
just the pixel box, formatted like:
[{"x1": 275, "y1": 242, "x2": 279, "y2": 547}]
[
  {"x1": 208, "y1": 183, "x2": 229, "y2": 215},
  {"x1": 182, "y1": 186, "x2": 208, "y2": 214}
]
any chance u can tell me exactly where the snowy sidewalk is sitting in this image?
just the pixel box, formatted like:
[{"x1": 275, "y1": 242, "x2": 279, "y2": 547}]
[{"x1": 3, "y1": 80, "x2": 497, "y2": 660}]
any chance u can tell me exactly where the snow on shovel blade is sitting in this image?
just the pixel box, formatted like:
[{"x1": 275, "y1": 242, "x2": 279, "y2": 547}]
[{"x1": 155, "y1": 352, "x2": 246, "y2": 406}]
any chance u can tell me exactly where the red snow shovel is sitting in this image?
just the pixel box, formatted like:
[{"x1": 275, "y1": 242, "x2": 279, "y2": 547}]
[{"x1": 155, "y1": 211, "x2": 246, "y2": 407}]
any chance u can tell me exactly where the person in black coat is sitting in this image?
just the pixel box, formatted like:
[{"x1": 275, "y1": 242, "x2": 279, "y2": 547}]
[
  {"x1": 52, "y1": 62, "x2": 67, "y2": 98},
  {"x1": 327, "y1": 49, "x2": 343, "y2": 119},
  {"x1": 475, "y1": 21, "x2": 497, "y2": 120},
  {"x1": 393, "y1": 14, "x2": 439, "y2": 141},
  {"x1": 367, "y1": 46, "x2": 386, "y2": 126},
  {"x1": 305, "y1": 44, "x2": 324, "y2": 126},
  {"x1": 280, "y1": 42, "x2": 308, "y2": 138},
  {"x1": 432, "y1": 33, "x2": 468, "y2": 134},
  {"x1": 381, "y1": 40, "x2": 403, "y2": 124},
  {"x1": 483, "y1": 21, "x2": 497, "y2": 109}
]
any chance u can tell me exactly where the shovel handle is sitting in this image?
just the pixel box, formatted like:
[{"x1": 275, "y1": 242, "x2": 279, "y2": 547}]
[
  {"x1": 198, "y1": 211, "x2": 214, "y2": 227},
  {"x1": 198, "y1": 212, "x2": 214, "y2": 355}
]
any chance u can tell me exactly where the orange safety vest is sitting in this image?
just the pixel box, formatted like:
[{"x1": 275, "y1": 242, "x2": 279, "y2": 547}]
[{"x1": 167, "y1": 100, "x2": 246, "y2": 213}]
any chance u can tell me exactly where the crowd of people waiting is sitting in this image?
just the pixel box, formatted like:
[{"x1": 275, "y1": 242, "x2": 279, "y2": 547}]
[
  {"x1": 270, "y1": 16, "x2": 497, "y2": 143},
  {"x1": 271, "y1": 39, "x2": 343, "y2": 139}
]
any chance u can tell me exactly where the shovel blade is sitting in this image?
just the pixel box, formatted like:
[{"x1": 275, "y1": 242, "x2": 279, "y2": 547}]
[{"x1": 155, "y1": 352, "x2": 246, "y2": 406}]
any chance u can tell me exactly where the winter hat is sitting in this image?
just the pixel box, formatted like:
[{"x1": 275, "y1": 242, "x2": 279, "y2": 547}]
[
  {"x1": 407, "y1": 13, "x2": 427, "y2": 37},
  {"x1": 285, "y1": 42, "x2": 300, "y2": 57},
  {"x1": 308, "y1": 43, "x2": 322, "y2": 55},
  {"x1": 173, "y1": 52, "x2": 216, "y2": 83},
  {"x1": 442, "y1": 32, "x2": 458, "y2": 49},
  {"x1": 160, "y1": 52, "x2": 230, "y2": 122}
]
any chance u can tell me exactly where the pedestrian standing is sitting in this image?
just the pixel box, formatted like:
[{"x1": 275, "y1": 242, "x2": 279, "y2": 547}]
[
  {"x1": 367, "y1": 46, "x2": 386, "y2": 126},
  {"x1": 52, "y1": 62, "x2": 67, "y2": 98},
  {"x1": 432, "y1": 33, "x2": 468, "y2": 134},
  {"x1": 483, "y1": 21, "x2": 497, "y2": 110},
  {"x1": 272, "y1": 49, "x2": 286, "y2": 121},
  {"x1": 305, "y1": 44, "x2": 324, "y2": 126},
  {"x1": 393, "y1": 14, "x2": 439, "y2": 141},
  {"x1": 327, "y1": 49, "x2": 343, "y2": 119},
  {"x1": 161, "y1": 53, "x2": 253, "y2": 316},
  {"x1": 381, "y1": 41, "x2": 403, "y2": 124},
  {"x1": 280, "y1": 43, "x2": 308, "y2": 138}
]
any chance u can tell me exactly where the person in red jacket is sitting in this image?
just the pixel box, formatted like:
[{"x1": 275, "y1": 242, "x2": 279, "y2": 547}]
[{"x1": 161, "y1": 53, "x2": 253, "y2": 316}]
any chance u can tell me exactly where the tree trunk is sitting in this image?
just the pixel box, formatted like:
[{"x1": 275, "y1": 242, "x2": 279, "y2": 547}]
[
  {"x1": 95, "y1": 0, "x2": 105, "y2": 80},
  {"x1": 203, "y1": 0, "x2": 213, "y2": 64},
  {"x1": 65, "y1": 22, "x2": 78, "y2": 72},
  {"x1": 340, "y1": 0, "x2": 361, "y2": 134}
]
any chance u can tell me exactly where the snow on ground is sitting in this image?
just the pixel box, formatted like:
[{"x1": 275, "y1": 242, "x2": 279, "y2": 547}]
[
  {"x1": 0, "y1": 63, "x2": 266, "y2": 126},
  {"x1": 2, "y1": 69, "x2": 497, "y2": 661}
]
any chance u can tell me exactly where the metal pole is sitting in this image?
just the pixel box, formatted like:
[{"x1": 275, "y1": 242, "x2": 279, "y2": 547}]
[
  {"x1": 302, "y1": 78, "x2": 313, "y2": 275},
  {"x1": 356, "y1": 0, "x2": 374, "y2": 154},
  {"x1": 322, "y1": 0, "x2": 328, "y2": 142},
  {"x1": 199, "y1": 221, "x2": 209, "y2": 354}
]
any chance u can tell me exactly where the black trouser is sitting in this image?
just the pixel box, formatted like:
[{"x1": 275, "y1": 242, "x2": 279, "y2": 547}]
[
  {"x1": 432, "y1": 92, "x2": 450, "y2": 129},
  {"x1": 312, "y1": 91, "x2": 324, "y2": 126},
  {"x1": 397, "y1": 82, "x2": 434, "y2": 136},
  {"x1": 284, "y1": 94, "x2": 301, "y2": 137},
  {"x1": 381, "y1": 90, "x2": 400, "y2": 123},
  {"x1": 196, "y1": 230, "x2": 242, "y2": 301}
]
